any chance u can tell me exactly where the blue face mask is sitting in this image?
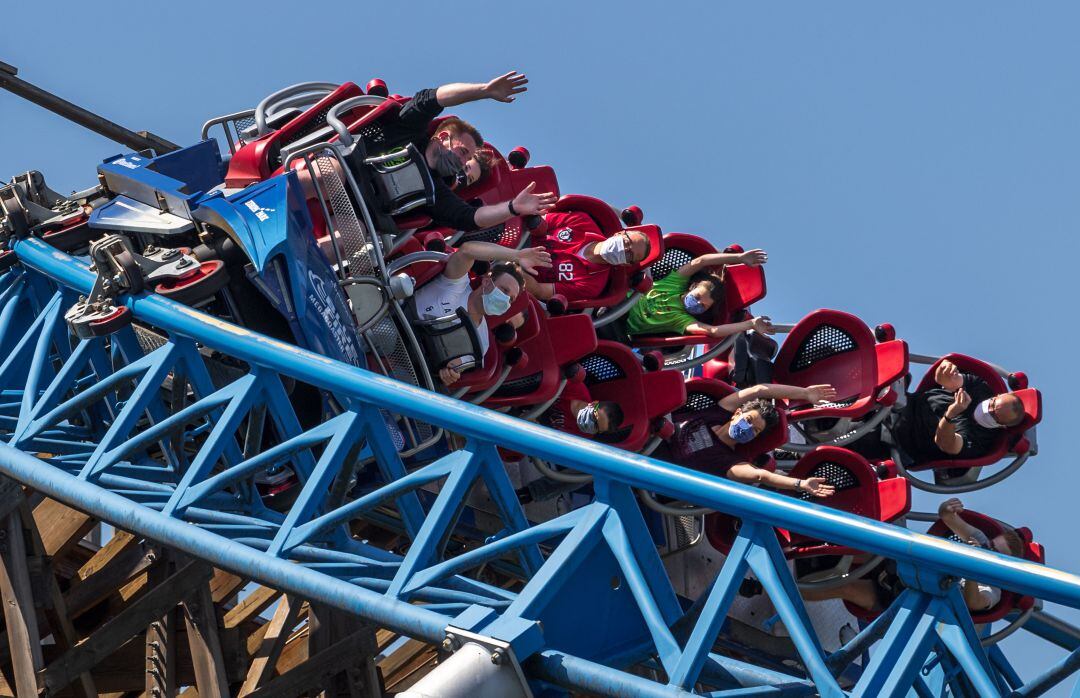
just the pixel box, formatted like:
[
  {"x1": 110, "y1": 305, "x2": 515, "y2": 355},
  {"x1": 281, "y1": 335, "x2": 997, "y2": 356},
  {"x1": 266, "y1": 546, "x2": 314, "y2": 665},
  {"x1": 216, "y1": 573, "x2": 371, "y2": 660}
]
[
  {"x1": 683, "y1": 294, "x2": 706, "y2": 315},
  {"x1": 728, "y1": 417, "x2": 756, "y2": 444},
  {"x1": 576, "y1": 404, "x2": 600, "y2": 435},
  {"x1": 482, "y1": 285, "x2": 512, "y2": 316}
]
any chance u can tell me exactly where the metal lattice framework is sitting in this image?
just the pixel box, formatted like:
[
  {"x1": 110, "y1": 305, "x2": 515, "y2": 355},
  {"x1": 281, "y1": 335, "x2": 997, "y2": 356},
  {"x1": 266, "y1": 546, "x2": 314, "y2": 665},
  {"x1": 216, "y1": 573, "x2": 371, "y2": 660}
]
[{"x1": 3, "y1": 234, "x2": 1080, "y2": 697}]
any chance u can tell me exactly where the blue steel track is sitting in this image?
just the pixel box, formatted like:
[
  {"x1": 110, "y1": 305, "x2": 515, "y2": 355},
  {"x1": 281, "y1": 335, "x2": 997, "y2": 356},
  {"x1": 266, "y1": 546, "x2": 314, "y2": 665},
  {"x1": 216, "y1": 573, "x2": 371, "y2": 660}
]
[{"x1": 3, "y1": 234, "x2": 1080, "y2": 697}]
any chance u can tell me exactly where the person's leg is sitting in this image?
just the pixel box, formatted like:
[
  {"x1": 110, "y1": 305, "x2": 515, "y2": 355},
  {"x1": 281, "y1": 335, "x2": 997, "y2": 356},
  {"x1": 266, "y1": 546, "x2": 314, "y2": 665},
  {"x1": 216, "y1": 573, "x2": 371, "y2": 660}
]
[{"x1": 802, "y1": 579, "x2": 878, "y2": 611}]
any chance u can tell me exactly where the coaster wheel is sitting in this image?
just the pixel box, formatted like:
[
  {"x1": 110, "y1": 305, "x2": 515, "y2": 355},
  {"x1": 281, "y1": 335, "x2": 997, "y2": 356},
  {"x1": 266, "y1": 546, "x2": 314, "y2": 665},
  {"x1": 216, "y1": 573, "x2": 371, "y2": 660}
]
[
  {"x1": 85, "y1": 305, "x2": 133, "y2": 338},
  {"x1": 155, "y1": 260, "x2": 229, "y2": 305}
]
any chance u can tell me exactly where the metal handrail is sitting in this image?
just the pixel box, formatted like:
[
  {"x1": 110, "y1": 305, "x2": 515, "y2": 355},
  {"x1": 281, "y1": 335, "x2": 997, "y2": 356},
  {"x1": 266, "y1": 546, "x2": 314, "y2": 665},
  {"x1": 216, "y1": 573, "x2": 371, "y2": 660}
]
[
  {"x1": 254, "y1": 82, "x2": 339, "y2": 137},
  {"x1": 326, "y1": 95, "x2": 389, "y2": 146}
]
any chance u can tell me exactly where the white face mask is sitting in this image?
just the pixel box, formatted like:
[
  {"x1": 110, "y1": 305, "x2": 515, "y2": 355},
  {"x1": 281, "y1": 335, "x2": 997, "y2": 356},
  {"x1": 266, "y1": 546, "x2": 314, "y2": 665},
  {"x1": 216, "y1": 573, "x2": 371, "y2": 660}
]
[
  {"x1": 972, "y1": 398, "x2": 1003, "y2": 429},
  {"x1": 594, "y1": 235, "x2": 627, "y2": 265}
]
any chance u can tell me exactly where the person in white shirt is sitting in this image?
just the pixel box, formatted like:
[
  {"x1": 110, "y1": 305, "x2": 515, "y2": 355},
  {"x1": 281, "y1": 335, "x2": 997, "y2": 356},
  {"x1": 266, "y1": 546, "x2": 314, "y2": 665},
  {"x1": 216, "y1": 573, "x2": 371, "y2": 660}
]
[{"x1": 411, "y1": 241, "x2": 550, "y2": 386}]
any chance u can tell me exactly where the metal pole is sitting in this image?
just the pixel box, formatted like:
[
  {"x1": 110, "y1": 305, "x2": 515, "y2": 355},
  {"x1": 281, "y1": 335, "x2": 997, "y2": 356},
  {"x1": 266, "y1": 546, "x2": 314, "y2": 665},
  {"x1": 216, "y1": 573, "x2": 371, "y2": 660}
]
[{"x1": 0, "y1": 61, "x2": 179, "y2": 155}]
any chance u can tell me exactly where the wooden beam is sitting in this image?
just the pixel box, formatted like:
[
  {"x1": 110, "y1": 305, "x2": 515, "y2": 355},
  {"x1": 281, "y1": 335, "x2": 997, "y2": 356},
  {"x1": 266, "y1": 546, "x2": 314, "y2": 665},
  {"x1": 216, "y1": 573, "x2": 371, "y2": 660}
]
[
  {"x1": 307, "y1": 603, "x2": 380, "y2": 698},
  {"x1": 39, "y1": 560, "x2": 212, "y2": 695},
  {"x1": 224, "y1": 586, "x2": 279, "y2": 630},
  {"x1": 17, "y1": 502, "x2": 97, "y2": 698},
  {"x1": 32, "y1": 499, "x2": 94, "y2": 558},
  {"x1": 141, "y1": 551, "x2": 175, "y2": 698},
  {"x1": 182, "y1": 583, "x2": 229, "y2": 698},
  {"x1": 64, "y1": 537, "x2": 155, "y2": 620},
  {"x1": 239, "y1": 595, "x2": 302, "y2": 696},
  {"x1": 244, "y1": 629, "x2": 378, "y2": 698},
  {"x1": 74, "y1": 530, "x2": 137, "y2": 582},
  {"x1": 208, "y1": 568, "x2": 245, "y2": 604},
  {"x1": 0, "y1": 512, "x2": 43, "y2": 697}
]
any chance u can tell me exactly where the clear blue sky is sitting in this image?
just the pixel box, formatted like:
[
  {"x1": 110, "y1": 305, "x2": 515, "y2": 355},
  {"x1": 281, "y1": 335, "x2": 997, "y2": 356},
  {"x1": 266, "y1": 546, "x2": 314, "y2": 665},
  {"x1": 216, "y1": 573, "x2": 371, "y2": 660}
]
[{"x1": 3, "y1": 1, "x2": 1078, "y2": 689}]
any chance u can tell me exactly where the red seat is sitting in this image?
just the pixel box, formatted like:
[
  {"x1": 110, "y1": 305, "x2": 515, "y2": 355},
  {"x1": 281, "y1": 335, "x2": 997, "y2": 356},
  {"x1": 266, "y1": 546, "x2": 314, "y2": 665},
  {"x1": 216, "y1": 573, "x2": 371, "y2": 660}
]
[
  {"x1": 704, "y1": 447, "x2": 910, "y2": 558},
  {"x1": 575, "y1": 341, "x2": 687, "y2": 452},
  {"x1": 528, "y1": 194, "x2": 663, "y2": 312},
  {"x1": 772, "y1": 309, "x2": 909, "y2": 422},
  {"x1": 922, "y1": 511, "x2": 1044, "y2": 624},
  {"x1": 420, "y1": 134, "x2": 561, "y2": 249},
  {"x1": 675, "y1": 378, "x2": 789, "y2": 461},
  {"x1": 630, "y1": 233, "x2": 766, "y2": 350},
  {"x1": 475, "y1": 297, "x2": 599, "y2": 409},
  {"x1": 906, "y1": 353, "x2": 1042, "y2": 472},
  {"x1": 226, "y1": 82, "x2": 368, "y2": 187}
]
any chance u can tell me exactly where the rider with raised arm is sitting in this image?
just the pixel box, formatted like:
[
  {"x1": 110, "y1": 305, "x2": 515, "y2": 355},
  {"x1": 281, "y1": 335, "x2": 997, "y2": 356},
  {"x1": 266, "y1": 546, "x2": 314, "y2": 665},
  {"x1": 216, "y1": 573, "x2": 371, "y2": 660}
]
[
  {"x1": 410, "y1": 241, "x2": 550, "y2": 386},
  {"x1": 522, "y1": 210, "x2": 655, "y2": 304},
  {"x1": 849, "y1": 358, "x2": 1027, "y2": 462},
  {"x1": 377, "y1": 71, "x2": 557, "y2": 231},
  {"x1": 663, "y1": 383, "x2": 838, "y2": 498},
  {"x1": 618, "y1": 247, "x2": 773, "y2": 341}
]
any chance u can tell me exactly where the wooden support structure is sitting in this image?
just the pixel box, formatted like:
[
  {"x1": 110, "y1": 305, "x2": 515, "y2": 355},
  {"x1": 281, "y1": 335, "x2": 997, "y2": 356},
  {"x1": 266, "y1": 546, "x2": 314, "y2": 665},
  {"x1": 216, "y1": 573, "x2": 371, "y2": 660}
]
[{"x1": 0, "y1": 496, "x2": 436, "y2": 698}]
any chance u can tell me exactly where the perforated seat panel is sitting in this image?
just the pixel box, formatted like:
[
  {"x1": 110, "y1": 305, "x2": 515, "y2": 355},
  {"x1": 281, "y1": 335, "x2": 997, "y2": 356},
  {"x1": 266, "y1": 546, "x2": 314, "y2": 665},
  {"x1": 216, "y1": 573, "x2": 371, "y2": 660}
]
[
  {"x1": 650, "y1": 248, "x2": 693, "y2": 282},
  {"x1": 684, "y1": 392, "x2": 719, "y2": 413},
  {"x1": 797, "y1": 461, "x2": 860, "y2": 501},
  {"x1": 492, "y1": 372, "x2": 543, "y2": 398},
  {"x1": 582, "y1": 354, "x2": 626, "y2": 385},
  {"x1": 791, "y1": 324, "x2": 857, "y2": 371}
]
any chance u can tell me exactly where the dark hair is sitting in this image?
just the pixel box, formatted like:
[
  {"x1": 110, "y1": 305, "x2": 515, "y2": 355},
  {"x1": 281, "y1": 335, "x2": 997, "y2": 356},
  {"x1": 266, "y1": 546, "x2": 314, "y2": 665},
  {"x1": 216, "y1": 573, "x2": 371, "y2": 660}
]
[
  {"x1": 472, "y1": 147, "x2": 494, "y2": 180},
  {"x1": 998, "y1": 525, "x2": 1025, "y2": 558},
  {"x1": 740, "y1": 398, "x2": 779, "y2": 432},
  {"x1": 597, "y1": 401, "x2": 624, "y2": 432},
  {"x1": 489, "y1": 261, "x2": 524, "y2": 289},
  {"x1": 435, "y1": 117, "x2": 484, "y2": 150},
  {"x1": 687, "y1": 270, "x2": 725, "y2": 316}
]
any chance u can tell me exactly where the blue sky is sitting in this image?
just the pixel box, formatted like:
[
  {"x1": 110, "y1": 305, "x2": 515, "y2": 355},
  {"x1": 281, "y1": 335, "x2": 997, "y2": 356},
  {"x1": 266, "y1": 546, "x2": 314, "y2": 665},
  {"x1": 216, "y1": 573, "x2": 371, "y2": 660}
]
[{"x1": 3, "y1": 1, "x2": 1078, "y2": 689}]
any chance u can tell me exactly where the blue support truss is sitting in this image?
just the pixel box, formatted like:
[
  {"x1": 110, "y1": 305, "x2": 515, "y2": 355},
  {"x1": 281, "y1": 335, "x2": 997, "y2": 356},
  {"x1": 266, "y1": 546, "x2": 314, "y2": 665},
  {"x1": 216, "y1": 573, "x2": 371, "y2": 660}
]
[{"x1": 3, "y1": 234, "x2": 1080, "y2": 697}]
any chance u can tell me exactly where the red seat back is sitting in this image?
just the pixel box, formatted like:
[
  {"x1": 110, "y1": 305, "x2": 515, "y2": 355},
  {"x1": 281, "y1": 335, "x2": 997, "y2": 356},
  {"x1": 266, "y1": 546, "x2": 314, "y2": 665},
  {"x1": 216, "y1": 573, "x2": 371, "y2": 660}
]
[
  {"x1": 773, "y1": 309, "x2": 888, "y2": 420},
  {"x1": 632, "y1": 234, "x2": 765, "y2": 349},
  {"x1": 537, "y1": 195, "x2": 665, "y2": 311},
  {"x1": 925, "y1": 510, "x2": 1043, "y2": 624},
  {"x1": 676, "y1": 378, "x2": 789, "y2": 460},
  {"x1": 481, "y1": 299, "x2": 598, "y2": 409},
  {"x1": 577, "y1": 341, "x2": 686, "y2": 451},
  {"x1": 226, "y1": 82, "x2": 366, "y2": 187}
]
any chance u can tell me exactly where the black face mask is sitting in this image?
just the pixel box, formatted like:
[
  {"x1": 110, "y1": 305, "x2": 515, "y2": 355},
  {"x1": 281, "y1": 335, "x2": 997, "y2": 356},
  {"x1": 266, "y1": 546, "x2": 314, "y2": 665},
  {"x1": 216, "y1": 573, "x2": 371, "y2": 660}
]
[{"x1": 433, "y1": 143, "x2": 465, "y2": 182}]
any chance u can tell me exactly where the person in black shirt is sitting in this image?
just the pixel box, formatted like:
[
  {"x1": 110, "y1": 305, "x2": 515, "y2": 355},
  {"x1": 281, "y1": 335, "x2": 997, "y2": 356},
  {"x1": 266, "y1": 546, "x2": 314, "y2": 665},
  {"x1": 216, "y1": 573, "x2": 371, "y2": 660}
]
[
  {"x1": 852, "y1": 359, "x2": 1026, "y2": 463},
  {"x1": 374, "y1": 71, "x2": 556, "y2": 231},
  {"x1": 659, "y1": 382, "x2": 838, "y2": 498}
]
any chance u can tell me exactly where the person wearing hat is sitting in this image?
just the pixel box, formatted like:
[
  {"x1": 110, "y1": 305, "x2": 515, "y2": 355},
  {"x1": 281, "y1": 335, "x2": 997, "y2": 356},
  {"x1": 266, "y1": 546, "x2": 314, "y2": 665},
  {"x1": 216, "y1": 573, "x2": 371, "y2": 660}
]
[{"x1": 523, "y1": 210, "x2": 662, "y2": 304}]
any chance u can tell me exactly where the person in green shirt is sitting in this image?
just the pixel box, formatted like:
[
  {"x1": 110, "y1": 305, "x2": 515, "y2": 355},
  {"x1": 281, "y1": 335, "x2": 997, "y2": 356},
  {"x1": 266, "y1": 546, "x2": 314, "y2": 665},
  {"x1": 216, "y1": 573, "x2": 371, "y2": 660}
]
[{"x1": 624, "y1": 247, "x2": 773, "y2": 339}]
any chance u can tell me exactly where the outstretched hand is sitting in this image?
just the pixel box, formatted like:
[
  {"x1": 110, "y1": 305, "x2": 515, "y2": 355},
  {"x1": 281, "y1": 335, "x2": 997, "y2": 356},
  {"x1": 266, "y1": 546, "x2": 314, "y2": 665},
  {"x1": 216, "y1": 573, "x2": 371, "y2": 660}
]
[
  {"x1": 517, "y1": 246, "x2": 552, "y2": 276},
  {"x1": 938, "y1": 497, "x2": 965, "y2": 519},
  {"x1": 484, "y1": 71, "x2": 529, "y2": 103},
  {"x1": 801, "y1": 477, "x2": 836, "y2": 498},
  {"x1": 945, "y1": 387, "x2": 971, "y2": 420},
  {"x1": 511, "y1": 182, "x2": 557, "y2": 216},
  {"x1": 739, "y1": 248, "x2": 768, "y2": 267},
  {"x1": 805, "y1": 384, "x2": 838, "y2": 405},
  {"x1": 750, "y1": 316, "x2": 775, "y2": 335},
  {"x1": 935, "y1": 360, "x2": 964, "y2": 392}
]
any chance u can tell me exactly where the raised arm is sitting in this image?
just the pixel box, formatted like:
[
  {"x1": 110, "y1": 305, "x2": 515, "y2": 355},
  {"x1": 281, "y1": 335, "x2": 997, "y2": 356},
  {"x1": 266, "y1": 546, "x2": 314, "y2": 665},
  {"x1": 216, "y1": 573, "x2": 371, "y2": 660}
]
[
  {"x1": 435, "y1": 71, "x2": 529, "y2": 107},
  {"x1": 719, "y1": 383, "x2": 837, "y2": 412},
  {"x1": 444, "y1": 241, "x2": 551, "y2": 280},
  {"x1": 471, "y1": 182, "x2": 557, "y2": 230},
  {"x1": 684, "y1": 315, "x2": 773, "y2": 340},
  {"x1": 728, "y1": 463, "x2": 836, "y2": 498},
  {"x1": 675, "y1": 248, "x2": 767, "y2": 277},
  {"x1": 933, "y1": 388, "x2": 970, "y2": 456}
]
